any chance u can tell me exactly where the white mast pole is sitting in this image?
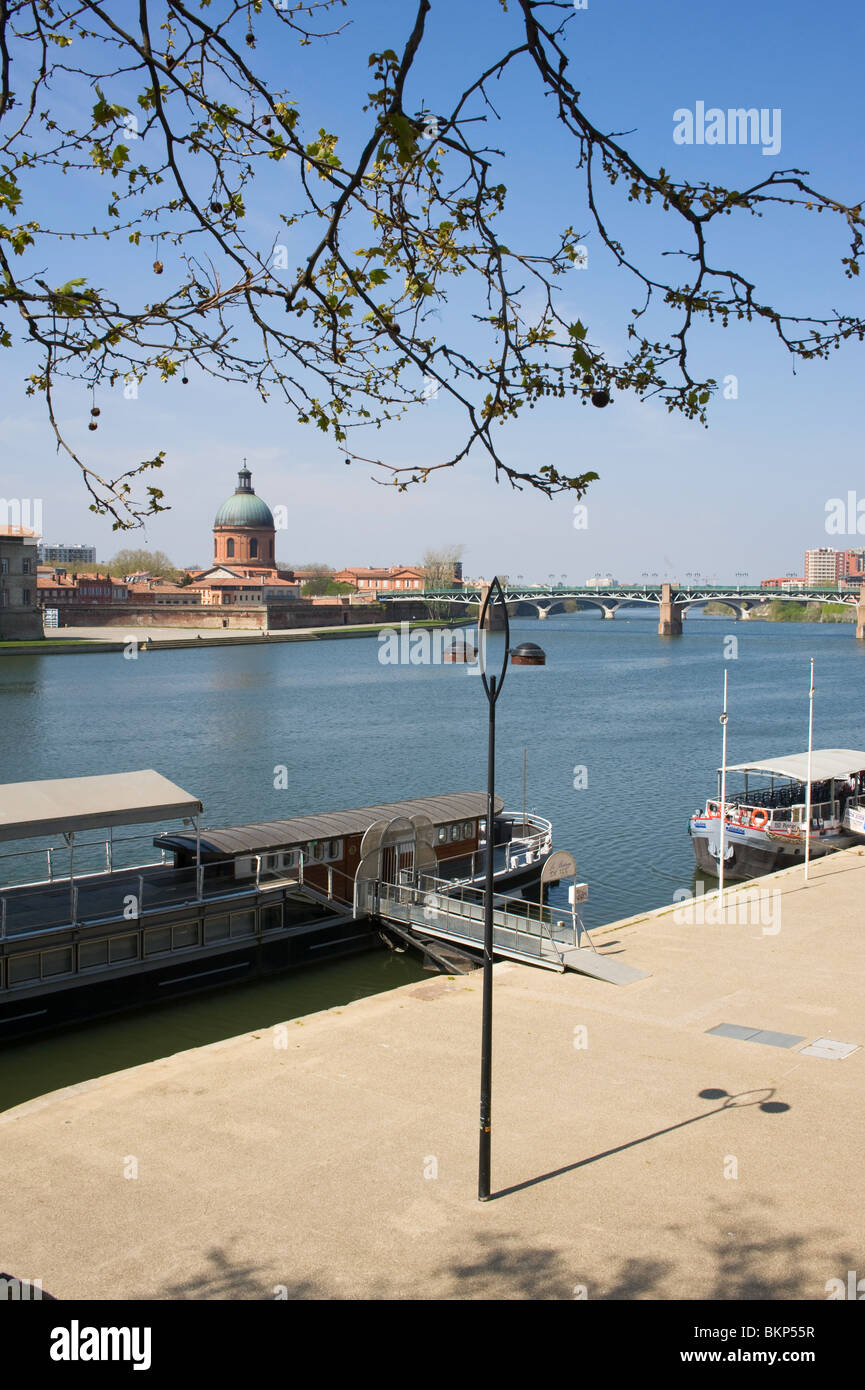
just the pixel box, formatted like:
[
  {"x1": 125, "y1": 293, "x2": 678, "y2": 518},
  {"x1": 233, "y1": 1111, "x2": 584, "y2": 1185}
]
[
  {"x1": 719, "y1": 667, "x2": 728, "y2": 904},
  {"x1": 805, "y1": 657, "x2": 814, "y2": 881}
]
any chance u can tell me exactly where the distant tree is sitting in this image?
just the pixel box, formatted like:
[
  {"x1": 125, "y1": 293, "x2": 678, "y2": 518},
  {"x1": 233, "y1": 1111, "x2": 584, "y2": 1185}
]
[
  {"x1": 303, "y1": 578, "x2": 356, "y2": 596},
  {"x1": 109, "y1": 547, "x2": 178, "y2": 579},
  {"x1": 286, "y1": 561, "x2": 330, "y2": 595},
  {"x1": 422, "y1": 544, "x2": 463, "y2": 618},
  {"x1": 1, "y1": 2, "x2": 862, "y2": 526},
  {"x1": 422, "y1": 545, "x2": 463, "y2": 589}
]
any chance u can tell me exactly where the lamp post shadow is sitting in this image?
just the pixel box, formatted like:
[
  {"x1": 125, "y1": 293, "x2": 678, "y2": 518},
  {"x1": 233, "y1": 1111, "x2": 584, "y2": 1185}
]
[{"x1": 489, "y1": 1086, "x2": 790, "y2": 1201}]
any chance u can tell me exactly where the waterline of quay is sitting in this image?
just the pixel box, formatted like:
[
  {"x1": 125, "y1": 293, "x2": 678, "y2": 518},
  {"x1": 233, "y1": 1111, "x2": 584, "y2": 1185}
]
[{"x1": 3, "y1": 848, "x2": 863, "y2": 1302}]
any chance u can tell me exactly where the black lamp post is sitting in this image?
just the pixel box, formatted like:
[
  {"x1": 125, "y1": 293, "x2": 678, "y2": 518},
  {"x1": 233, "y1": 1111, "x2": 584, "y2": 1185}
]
[{"x1": 476, "y1": 576, "x2": 511, "y2": 1202}]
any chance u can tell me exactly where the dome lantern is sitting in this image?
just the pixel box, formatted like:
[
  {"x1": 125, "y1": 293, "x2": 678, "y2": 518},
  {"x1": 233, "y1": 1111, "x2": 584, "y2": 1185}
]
[{"x1": 213, "y1": 464, "x2": 275, "y2": 529}]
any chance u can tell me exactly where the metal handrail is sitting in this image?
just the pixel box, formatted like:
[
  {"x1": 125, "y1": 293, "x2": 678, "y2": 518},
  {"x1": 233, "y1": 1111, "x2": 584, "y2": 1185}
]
[{"x1": 380, "y1": 873, "x2": 573, "y2": 954}]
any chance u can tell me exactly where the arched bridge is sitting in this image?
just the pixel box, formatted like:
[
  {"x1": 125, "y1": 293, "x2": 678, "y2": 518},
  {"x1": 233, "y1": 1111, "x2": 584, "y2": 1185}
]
[{"x1": 376, "y1": 581, "x2": 865, "y2": 639}]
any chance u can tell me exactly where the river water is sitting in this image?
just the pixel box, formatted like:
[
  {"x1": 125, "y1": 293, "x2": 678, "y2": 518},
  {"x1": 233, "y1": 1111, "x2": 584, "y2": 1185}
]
[{"x1": 1, "y1": 610, "x2": 863, "y2": 1108}]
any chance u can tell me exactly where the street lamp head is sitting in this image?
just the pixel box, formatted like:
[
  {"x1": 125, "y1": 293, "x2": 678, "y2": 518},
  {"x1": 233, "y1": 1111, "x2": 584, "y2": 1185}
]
[
  {"x1": 510, "y1": 642, "x2": 546, "y2": 666},
  {"x1": 477, "y1": 575, "x2": 510, "y2": 703}
]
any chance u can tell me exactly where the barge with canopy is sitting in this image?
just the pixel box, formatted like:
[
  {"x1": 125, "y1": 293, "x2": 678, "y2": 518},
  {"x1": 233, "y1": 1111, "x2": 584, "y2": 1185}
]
[
  {"x1": 0, "y1": 771, "x2": 553, "y2": 1039},
  {"x1": 689, "y1": 748, "x2": 865, "y2": 880}
]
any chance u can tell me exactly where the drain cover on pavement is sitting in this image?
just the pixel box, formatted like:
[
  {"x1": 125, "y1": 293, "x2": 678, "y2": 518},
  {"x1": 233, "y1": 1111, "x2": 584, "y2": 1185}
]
[
  {"x1": 798, "y1": 1038, "x2": 859, "y2": 1060},
  {"x1": 706, "y1": 1023, "x2": 806, "y2": 1049}
]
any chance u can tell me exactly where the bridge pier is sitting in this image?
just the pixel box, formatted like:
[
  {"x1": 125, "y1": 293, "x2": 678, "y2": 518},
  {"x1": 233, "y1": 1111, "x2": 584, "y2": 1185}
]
[
  {"x1": 601, "y1": 606, "x2": 616, "y2": 620},
  {"x1": 857, "y1": 583, "x2": 865, "y2": 641},
  {"x1": 478, "y1": 582, "x2": 508, "y2": 630},
  {"x1": 658, "y1": 583, "x2": 683, "y2": 636}
]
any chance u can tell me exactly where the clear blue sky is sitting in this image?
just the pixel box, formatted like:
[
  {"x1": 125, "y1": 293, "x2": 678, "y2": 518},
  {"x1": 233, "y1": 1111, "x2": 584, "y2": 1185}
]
[{"x1": 1, "y1": 0, "x2": 863, "y2": 580}]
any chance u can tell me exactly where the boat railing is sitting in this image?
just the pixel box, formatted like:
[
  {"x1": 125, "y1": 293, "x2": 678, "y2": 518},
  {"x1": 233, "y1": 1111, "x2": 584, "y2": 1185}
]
[
  {"x1": 0, "y1": 827, "x2": 172, "y2": 893},
  {"x1": 705, "y1": 798, "x2": 840, "y2": 828},
  {"x1": 478, "y1": 811, "x2": 552, "y2": 872},
  {"x1": 767, "y1": 799, "x2": 838, "y2": 827},
  {"x1": 0, "y1": 850, "x2": 356, "y2": 941}
]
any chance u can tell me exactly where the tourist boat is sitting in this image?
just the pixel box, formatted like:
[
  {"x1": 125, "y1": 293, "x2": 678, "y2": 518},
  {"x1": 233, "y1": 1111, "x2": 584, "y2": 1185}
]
[
  {"x1": 0, "y1": 771, "x2": 553, "y2": 1039},
  {"x1": 689, "y1": 748, "x2": 865, "y2": 881}
]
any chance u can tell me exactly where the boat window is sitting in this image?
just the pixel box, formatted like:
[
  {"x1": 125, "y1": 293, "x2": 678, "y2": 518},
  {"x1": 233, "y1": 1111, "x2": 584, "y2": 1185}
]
[
  {"x1": 8, "y1": 953, "x2": 40, "y2": 986},
  {"x1": 478, "y1": 820, "x2": 486, "y2": 838},
  {"x1": 309, "y1": 841, "x2": 326, "y2": 862},
  {"x1": 173, "y1": 923, "x2": 199, "y2": 950},
  {"x1": 42, "y1": 947, "x2": 73, "y2": 978},
  {"x1": 261, "y1": 904, "x2": 282, "y2": 933},
  {"x1": 438, "y1": 827, "x2": 448, "y2": 843},
  {"x1": 463, "y1": 821, "x2": 474, "y2": 839},
  {"x1": 144, "y1": 928, "x2": 172, "y2": 957},
  {"x1": 451, "y1": 825, "x2": 461, "y2": 842},
  {"x1": 230, "y1": 910, "x2": 255, "y2": 938},
  {"x1": 205, "y1": 915, "x2": 230, "y2": 943},
  {"x1": 79, "y1": 939, "x2": 109, "y2": 970},
  {"x1": 110, "y1": 934, "x2": 138, "y2": 963},
  {"x1": 328, "y1": 839, "x2": 342, "y2": 861}
]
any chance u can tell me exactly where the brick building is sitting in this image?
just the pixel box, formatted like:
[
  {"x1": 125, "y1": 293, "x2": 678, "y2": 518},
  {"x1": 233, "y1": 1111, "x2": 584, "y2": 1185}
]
[
  {"x1": 0, "y1": 524, "x2": 41, "y2": 639},
  {"x1": 333, "y1": 564, "x2": 427, "y2": 593}
]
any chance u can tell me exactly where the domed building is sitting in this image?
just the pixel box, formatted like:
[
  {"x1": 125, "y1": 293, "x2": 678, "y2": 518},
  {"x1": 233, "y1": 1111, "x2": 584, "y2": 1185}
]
[
  {"x1": 185, "y1": 464, "x2": 300, "y2": 612},
  {"x1": 213, "y1": 464, "x2": 276, "y2": 574}
]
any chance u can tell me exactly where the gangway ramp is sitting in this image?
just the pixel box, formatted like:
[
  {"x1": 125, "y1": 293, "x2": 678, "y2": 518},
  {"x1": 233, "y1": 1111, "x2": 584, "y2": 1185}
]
[
  {"x1": 363, "y1": 876, "x2": 649, "y2": 985},
  {"x1": 558, "y1": 946, "x2": 649, "y2": 986}
]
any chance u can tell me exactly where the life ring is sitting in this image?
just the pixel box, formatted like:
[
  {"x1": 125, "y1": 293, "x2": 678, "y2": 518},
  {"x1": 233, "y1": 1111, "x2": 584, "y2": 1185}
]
[{"x1": 750, "y1": 809, "x2": 769, "y2": 830}]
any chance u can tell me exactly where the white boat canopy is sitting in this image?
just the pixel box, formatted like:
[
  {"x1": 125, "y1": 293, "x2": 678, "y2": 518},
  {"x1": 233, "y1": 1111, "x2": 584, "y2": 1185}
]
[
  {"x1": 0, "y1": 770, "x2": 202, "y2": 842},
  {"x1": 722, "y1": 749, "x2": 865, "y2": 782}
]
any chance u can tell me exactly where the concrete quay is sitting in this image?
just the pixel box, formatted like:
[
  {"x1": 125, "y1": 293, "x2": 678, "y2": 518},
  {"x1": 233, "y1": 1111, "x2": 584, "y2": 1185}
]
[
  {"x1": 0, "y1": 618, "x2": 462, "y2": 657},
  {"x1": 2, "y1": 848, "x2": 865, "y2": 1301}
]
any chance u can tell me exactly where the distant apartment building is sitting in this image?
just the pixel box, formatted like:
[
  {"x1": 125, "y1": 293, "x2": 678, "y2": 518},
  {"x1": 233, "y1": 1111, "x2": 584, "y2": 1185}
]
[
  {"x1": 37, "y1": 568, "x2": 82, "y2": 606},
  {"x1": 38, "y1": 543, "x2": 96, "y2": 564},
  {"x1": 333, "y1": 563, "x2": 464, "y2": 593},
  {"x1": 127, "y1": 578, "x2": 201, "y2": 607},
  {"x1": 585, "y1": 575, "x2": 619, "y2": 588},
  {"x1": 0, "y1": 525, "x2": 42, "y2": 639},
  {"x1": 804, "y1": 547, "x2": 865, "y2": 586},
  {"x1": 37, "y1": 569, "x2": 128, "y2": 606},
  {"x1": 804, "y1": 548, "x2": 843, "y2": 585},
  {"x1": 334, "y1": 564, "x2": 427, "y2": 593},
  {"x1": 761, "y1": 576, "x2": 805, "y2": 589}
]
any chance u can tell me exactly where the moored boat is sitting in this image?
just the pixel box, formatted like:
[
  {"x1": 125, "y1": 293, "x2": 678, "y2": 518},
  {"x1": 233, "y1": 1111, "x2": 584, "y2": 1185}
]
[
  {"x1": 689, "y1": 748, "x2": 865, "y2": 881},
  {"x1": 0, "y1": 771, "x2": 553, "y2": 1039}
]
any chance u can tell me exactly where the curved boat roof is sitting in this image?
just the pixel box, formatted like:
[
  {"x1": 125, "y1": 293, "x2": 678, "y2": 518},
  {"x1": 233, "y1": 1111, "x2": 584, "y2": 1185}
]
[
  {"x1": 722, "y1": 749, "x2": 865, "y2": 781},
  {"x1": 157, "y1": 791, "x2": 503, "y2": 856}
]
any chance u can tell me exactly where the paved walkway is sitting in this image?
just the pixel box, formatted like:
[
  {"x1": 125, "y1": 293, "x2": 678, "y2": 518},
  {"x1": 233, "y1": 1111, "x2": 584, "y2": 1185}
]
[{"x1": 3, "y1": 848, "x2": 864, "y2": 1300}]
